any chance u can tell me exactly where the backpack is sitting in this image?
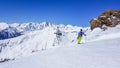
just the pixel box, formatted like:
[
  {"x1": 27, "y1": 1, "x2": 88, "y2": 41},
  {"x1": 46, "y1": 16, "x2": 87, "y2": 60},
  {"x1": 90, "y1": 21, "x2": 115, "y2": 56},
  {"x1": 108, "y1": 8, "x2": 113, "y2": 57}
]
[{"x1": 58, "y1": 33, "x2": 62, "y2": 36}]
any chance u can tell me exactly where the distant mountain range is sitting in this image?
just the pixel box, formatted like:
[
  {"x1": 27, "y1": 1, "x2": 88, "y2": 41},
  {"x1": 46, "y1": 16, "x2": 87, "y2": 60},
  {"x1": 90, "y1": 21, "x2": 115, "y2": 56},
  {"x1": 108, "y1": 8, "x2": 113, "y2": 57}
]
[{"x1": 0, "y1": 22, "x2": 52, "y2": 40}]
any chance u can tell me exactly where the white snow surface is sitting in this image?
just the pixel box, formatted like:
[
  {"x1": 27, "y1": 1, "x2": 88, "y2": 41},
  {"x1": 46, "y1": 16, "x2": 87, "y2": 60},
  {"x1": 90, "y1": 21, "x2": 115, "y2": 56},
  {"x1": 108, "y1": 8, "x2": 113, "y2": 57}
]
[
  {"x1": 0, "y1": 39, "x2": 120, "y2": 68},
  {"x1": 0, "y1": 22, "x2": 120, "y2": 68}
]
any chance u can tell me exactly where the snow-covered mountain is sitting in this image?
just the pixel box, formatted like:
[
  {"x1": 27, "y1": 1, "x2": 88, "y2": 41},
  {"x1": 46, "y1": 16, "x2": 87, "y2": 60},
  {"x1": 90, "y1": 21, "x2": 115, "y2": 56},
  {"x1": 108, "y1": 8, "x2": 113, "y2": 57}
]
[
  {"x1": 0, "y1": 22, "x2": 120, "y2": 68},
  {"x1": 0, "y1": 26, "x2": 21, "y2": 40},
  {"x1": 0, "y1": 22, "x2": 82, "y2": 60},
  {"x1": 10, "y1": 22, "x2": 52, "y2": 32},
  {"x1": 0, "y1": 22, "x2": 52, "y2": 40}
]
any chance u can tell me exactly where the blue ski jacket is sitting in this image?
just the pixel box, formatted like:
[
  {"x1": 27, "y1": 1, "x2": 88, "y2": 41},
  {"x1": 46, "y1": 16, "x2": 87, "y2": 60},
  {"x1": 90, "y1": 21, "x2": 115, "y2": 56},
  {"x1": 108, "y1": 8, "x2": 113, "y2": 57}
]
[{"x1": 78, "y1": 31, "x2": 86, "y2": 37}]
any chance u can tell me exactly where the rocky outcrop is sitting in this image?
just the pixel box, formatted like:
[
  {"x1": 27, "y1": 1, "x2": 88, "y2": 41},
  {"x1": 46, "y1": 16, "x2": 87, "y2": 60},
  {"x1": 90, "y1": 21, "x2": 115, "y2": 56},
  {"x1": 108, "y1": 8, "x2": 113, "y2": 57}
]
[{"x1": 90, "y1": 10, "x2": 120, "y2": 30}]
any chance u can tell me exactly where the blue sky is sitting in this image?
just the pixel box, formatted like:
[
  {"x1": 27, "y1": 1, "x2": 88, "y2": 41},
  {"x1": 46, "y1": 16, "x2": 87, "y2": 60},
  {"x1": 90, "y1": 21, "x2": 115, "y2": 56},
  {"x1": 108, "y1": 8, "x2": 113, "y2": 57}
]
[{"x1": 0, "y1": 0, "x2": 120, "y2": 27}]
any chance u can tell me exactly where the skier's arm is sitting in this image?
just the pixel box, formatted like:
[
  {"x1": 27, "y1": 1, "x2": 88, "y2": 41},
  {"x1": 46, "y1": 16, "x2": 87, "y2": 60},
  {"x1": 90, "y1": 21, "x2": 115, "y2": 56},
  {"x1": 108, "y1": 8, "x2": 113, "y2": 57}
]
[{"x1": 82, "y1": 32, "x2": 86, "y2": 36}]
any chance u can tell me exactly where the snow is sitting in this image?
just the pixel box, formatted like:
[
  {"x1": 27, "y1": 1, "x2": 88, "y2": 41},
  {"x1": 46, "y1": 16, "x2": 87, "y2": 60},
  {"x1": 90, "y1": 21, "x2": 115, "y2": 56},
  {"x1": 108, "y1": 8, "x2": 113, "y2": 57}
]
[
  {"x1": 93, "y1": 18, "x2": 97, "y2": 20},
  {"x1": 0, "y1": 27, "x2": 56, "y2": 59},
  {"x1": 112, "y1": 16, "x2": 116, "y2": 19},
  {"x1": 100, "y1": 16, "x2": 106, "y2": 18},
  {"x1": 0, "y1": 38, "x2": 120, "y2": 68},
  {"x1": 0, "y1": 22, "x2": 120, "y2": 68}
]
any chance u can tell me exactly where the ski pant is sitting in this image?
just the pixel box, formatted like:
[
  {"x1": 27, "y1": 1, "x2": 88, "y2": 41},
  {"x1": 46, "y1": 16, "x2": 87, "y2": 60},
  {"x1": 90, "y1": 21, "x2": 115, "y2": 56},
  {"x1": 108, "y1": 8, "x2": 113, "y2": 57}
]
[{"x1": 78, "y1": 36, "x2": 82, "y2": 44}]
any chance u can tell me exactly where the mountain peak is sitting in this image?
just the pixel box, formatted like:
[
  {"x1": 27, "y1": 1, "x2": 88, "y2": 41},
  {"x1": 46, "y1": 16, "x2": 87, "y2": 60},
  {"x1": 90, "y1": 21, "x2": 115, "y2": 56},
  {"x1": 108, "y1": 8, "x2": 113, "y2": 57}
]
[{"x1": 0, "y1": 22, "x2": 9, "y2": 31}]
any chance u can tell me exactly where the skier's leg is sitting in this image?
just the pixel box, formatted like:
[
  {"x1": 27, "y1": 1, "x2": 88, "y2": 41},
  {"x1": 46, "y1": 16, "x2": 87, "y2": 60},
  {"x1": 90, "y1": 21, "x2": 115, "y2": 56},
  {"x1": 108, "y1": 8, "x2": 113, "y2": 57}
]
[
  {"x1": 78, "y1": 37, "x2": 80, "y2": 44},
  {"x1": 78, "y1": 36, "x2": 82, "y2": 44}
]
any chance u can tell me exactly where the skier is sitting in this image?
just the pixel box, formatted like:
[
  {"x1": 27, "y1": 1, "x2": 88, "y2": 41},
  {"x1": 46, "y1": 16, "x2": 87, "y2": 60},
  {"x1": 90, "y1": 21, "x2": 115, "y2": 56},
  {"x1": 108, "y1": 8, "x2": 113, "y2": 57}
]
[
  {"x1": 77, "y1": 29, "x2": 86, "y2": 44},
  {"x1": 53, "y1": 26, "x2": 62, "y2": 46}
]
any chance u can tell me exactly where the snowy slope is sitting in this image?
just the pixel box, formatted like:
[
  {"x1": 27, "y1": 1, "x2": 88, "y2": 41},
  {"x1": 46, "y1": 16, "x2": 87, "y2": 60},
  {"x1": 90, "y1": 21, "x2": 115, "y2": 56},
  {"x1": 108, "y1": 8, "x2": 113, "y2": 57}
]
[
  {"x1": 0, "y1": 27, "x2": 56, "y2": 59},
  {"x1": 0, "y1": 38, "x2": 120, "y2": 68},
  {"x1": 0, "y1": 22, "x2": 120, "y2": 68}
]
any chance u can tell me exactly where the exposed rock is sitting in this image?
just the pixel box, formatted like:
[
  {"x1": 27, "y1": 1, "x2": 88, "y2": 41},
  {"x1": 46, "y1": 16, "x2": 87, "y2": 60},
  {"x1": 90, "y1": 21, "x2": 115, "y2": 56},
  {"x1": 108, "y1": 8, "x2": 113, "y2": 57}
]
[
  {"x1": 90, "y1": 10, "x2": 120, "y2": 30},
  {"x1": 90, "y1": 19, "x2": 102, "y2": 30}
]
